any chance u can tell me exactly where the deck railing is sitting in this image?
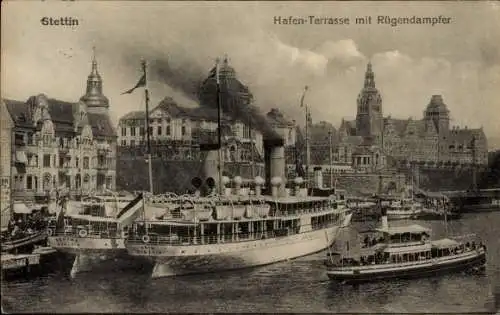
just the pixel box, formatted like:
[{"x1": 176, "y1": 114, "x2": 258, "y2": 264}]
[{"x1": 127, "y1": 218, "x2": 345, "y2": 246}]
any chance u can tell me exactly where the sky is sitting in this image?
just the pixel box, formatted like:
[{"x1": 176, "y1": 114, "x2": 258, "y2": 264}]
[{"x1": 2, "y1": 1, "x2": 500, "y2": 147}]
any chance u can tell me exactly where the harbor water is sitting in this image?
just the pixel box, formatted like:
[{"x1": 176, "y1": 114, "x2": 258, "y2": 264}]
[{"x1": 2, "y1": 211, "x2": 499, "y2": 313}]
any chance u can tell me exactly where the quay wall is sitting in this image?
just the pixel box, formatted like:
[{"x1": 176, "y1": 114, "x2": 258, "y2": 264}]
[
  {"x1": 327, "y1": 173, "x2": 406, "y2": 196},
  {"x1": 116, "y1": 157, "x2": 265, "y2": 194}
]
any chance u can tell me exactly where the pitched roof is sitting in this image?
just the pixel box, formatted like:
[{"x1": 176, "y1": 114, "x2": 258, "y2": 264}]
[
  {"x1": 4, "y1": 99, "x2": 32, "y2": 128},
  {"x1": 88, "y1": 113, "x2": 117, "y2": 137},
  {"x1": 3, "y1": 96, "x2": 116, "y2": 137},
  {"x1": 119, "y1": 110, "x2": 145, "y2": 121},
  {"x1": 339, "y1": 119, "x2": 357, "y2": 136},
  {"x1": 119, "y1": 97, "x2": 231, "y2": 122}
]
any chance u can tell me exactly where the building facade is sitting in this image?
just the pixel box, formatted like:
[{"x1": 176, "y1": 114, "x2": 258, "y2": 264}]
[
  {"x1": 337, "y1": 62, "x2": 488, "y2": 171},
  {"x1": 4, "y1": 53, "x2": 117, "y2": 201},
  {"x1": 1, "y1": 100, "x2": 14, "y2": 226},
  {"x1": 118, "y1": 96, "x2": 264, "y2": 163},
  {"x1": 117, "y1": 58, "x2": 304, "y2": 164}
]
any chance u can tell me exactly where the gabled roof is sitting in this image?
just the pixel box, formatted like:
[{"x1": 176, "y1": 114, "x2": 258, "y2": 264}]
[
  {"x1": 47, "y1": 99, "x2": 75, "y2": 124},
  {"x1": 448, "y1": 128, "x2": 483, "y2": 143},
  {"x1": 3, "y1": 96, "x2": 116, "y2": 137}
]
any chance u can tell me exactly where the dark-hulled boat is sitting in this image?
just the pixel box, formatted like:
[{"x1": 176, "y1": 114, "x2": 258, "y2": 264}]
[{"x1": 325, "y1": 210, "x2": 486, "y2": 283}]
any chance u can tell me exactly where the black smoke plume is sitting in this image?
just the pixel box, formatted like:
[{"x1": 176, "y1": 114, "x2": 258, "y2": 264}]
[{"x1": 149, "y1": 57, "x2": 282, "y2": 143}]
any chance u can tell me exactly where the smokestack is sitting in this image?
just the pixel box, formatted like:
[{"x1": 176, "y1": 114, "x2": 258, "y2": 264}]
[
  {"x1": 200, "y1": 143, "x2": 223, "y2": 195},
  {"x1": 254, "y1": 176, "x2": 264, "y2": 197},
  {"x1": 313, "y1": 166, "x2": 323, "y2": 189},
  {"x1": 264, "y1": 139, "x2": 286, "y2": 197}
]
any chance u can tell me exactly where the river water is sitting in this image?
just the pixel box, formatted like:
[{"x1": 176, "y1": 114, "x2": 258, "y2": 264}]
[{"x1": 2, "y1": 211, "x2": 499, "y2": 313}]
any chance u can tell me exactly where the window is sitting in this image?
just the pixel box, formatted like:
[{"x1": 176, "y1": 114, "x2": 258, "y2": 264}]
[
  {"x1": 166, "y1": 126, "x2": 171, "y2": 136},
  {"x1": 75, "y1": 157, "x2": 79, "y2": 168},
  {"x1": 181, "y1": 126, "x2": 186, "y2": 136},
  {"x1": 157, "y1": 126, "x2": 162, "y2": 136},
  {"x1": 27, "y1": 176, "x2": 33, "y2": 190},
  {"x1": 43, "y1": 154, "x2": 51, "y2": 167},
  {"x1": 83, "y1": 157, "x2": 90, "y2": 169},
  {"x1": 121, "y1": 127, "x2": 127, "y2": 136},
  {"x1": 140, "y1": 127, "x2": 145, "y2": 136},
  {"x1": 121, "y1": 140, "x2": 126, "y2": 146},
  {"x1": 148, "y1": 127, "x2": 153, "y2": 136},
  {"x1": 59, "y1": 157, "x2": 64, "y2": 168},
  {"x1": 131, "y1": 127, "x2": 136, "y2": 137}
]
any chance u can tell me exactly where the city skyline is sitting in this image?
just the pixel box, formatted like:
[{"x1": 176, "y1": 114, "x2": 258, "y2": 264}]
[{"x1": 2, "y1": 1, "x2": 499, "y2": 148}]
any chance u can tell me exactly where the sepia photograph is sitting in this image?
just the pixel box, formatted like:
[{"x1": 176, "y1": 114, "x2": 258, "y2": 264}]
[{"x1": 1, "y1": 1, "x2": 499, "y2": 313}]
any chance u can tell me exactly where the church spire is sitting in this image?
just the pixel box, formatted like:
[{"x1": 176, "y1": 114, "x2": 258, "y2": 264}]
[
  {"x1": 364, "y1": 61, "x2": 376, "y2": 89},
  {"x1": 90, "y1": 46, "x2": 99, "y2": 77},
  {"x1": 80, "y1": 46, "x2": 109, "y2": 113}
]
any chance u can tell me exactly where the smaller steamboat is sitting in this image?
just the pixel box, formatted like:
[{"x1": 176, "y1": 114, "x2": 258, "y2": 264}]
[{"x1": 326, "y1": 209, "x2": 486, "y2": 283}]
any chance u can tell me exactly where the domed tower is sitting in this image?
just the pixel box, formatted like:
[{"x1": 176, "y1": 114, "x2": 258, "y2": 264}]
[
  {"x1": 80, "y1": 47, "x2": 110, "y2": 115},
  {"x1": 424, "y1": 95, "x2": 450, "y2": 137},
  {"x1": 356, "y1": 62, "x2": 383, "y2": 142},
  {"x1": 199, "y1": 55, "x2": 252, "y2": 110}
]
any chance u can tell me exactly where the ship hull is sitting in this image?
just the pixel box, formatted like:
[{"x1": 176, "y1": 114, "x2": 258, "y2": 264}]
[
  {"x1": 411, "y1": 212, "x2": 462, "y2": 220},
  {"x1": 386, "y1": 213, "x2": 416, "y2": 220},
  {"x1": 327, "y1": 249, "x2": 486, "y2": 284},
  {"x1": 48, "y1": 236, "x2": 151, "y2": 277},
  {"x1": 127, "y1": 226, "x2": 341, "y2": 278}
]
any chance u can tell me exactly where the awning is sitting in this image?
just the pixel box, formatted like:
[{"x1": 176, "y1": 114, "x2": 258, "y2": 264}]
[{"x1": 13, "y1": 202, "x2": 32, "y2": 214}]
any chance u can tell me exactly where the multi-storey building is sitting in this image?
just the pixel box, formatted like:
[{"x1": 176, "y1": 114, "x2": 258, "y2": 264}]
[
  {"x1": 118, "y1": 58, "x2": 276, "y2": 163},
  {"x1": 3, "y1": 52, "x2": 117, "y2": 201},
  {"x1": 1, "y1": 100, "x2": 14, "y2": 226},
  {"x1": 118, "y1": 96, "x2": 264, "y2": 163},
  {"x1": 336, "y1": 62, "x2": 488, "y2": 172}
]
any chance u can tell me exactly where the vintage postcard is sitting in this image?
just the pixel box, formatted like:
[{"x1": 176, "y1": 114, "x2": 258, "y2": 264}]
[{"x1": 1, "y1": 1, "x2": 499, "y2": 313}]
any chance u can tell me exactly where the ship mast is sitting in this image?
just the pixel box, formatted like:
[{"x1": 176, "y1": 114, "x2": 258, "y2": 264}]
[
  {"x1": 329, "y1": 130, "x2": 333, "y2": 188},
  {"x1": 215, "y1": 58, "x2": 223, "y2": 195},
  {"x1": 305, "y1": 106, "x2": 311, "y2": 189},
  {"x1": 472, "y1": 135, "x2": 477, "y2": 191},
  {"x1": 300, "y1": 86, "x2": 310, "y2": 188},
  {"x1": 143, "y1": 60, "x2": 154, "y2": 194},
  {"x1": 250, "y1": 116, "x2": 255, "y2": 178}
]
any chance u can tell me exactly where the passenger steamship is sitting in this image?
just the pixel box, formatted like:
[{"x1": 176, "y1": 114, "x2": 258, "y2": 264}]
[{"x1": 126, "y1": 142, "x2": 353, "y2": 278}]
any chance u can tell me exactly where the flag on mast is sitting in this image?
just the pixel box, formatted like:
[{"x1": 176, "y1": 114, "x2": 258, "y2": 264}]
[
  {"x1": 215, "y1": 57, "x2": 221, "y2": 85},
  {"x1": 300, "y1": 85, "x2": 309, "y2": 107},
  {"x1": 121, "y1": 62, "x2": 147, "y2": 94},
  {"x1": 115, "y1": 193, "x2": 144, "y2": 227}
]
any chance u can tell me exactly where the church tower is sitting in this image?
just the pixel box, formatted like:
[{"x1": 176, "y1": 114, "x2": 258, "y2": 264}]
[
  {"x1": 356, "y1": 62, "x2": 383, "y2": 143},
  {"x1": 423, "y1": 95, "x2": 450, "y2": 136},
  {"x1": 80, "y1": 47, "x2": 110, "y2": 115}
]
